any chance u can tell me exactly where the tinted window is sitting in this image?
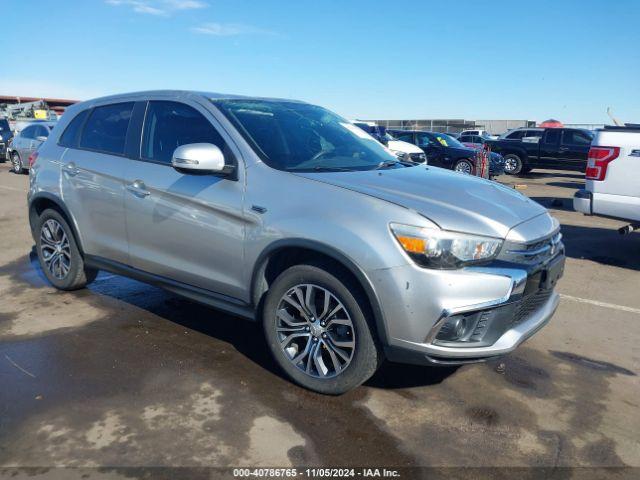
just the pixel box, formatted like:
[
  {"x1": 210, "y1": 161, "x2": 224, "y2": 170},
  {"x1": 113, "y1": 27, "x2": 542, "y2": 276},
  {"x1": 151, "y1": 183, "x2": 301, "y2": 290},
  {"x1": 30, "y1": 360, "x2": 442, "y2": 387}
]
[
  {"x1": 21, "y1": 126, "x2": 36, "y2": 139},
  {"x1": 562, "y1": 129, "x2": 593, "y2": 146},
  {"x1": 80, "y1": 103, "x2": 134, "y2": 154},
  {"x1": 543, "y1": 129, "x2": 561, "y2": 144},
  {"x1": 0, "y1": 119, "x2": 10, "y2": 133},
  {"x1": 33, "y1": 125, "x2": 49, "y2": 138},
  {"x1": 142, "y1": 101, "x2": 226, "y2": 164},
  {"x1": 459, "y1": 135, "x2": 471, "y2": 142},
  {"x1": 523, "y1": 129, "x2": 544, "y2": 138},
  {"x1": 394, "y1": 133, "x2": 414, "y2": 143},
  {"x1": 506, "y1": 130, "x2": 525, "y2": 140},
  {"x1": 416, "y1": 133, "x2": 433, "y2": 147},
  {"x1": 59, "y1": 110, "x2": 89, "y2": 148}
]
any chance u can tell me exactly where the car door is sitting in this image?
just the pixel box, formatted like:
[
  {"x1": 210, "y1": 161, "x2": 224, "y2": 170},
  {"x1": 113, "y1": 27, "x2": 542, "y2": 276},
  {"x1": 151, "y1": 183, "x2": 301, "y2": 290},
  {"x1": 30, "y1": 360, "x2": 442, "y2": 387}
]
[
  {"x1": 559, "y1": 129, "x2": 593, "y2": 170},
  {"x1": 123, "y1": 99, "x2": 246, "y2": 300},
  {"x1": 16, "y1": 126, "x2": 35, "y2": 161},
  {"x1": 59, "y1": 102, "x2": 133, "y2": 264},
  {"x1": 31, "y1": 124, "x2": 49, "y2": 151},
  {"x1": 416, "y1": 132, "x2": 442, "y2": 165},
  {"x1": 538, "y1": 128, "x2": 561, "y2": 167}
]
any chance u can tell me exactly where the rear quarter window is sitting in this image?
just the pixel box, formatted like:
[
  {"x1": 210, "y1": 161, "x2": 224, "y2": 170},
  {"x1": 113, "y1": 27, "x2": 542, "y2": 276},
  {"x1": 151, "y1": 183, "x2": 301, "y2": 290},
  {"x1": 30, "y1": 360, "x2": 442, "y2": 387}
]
[{"x1": 59, "y1": 110, "x2": 89, "y2": 148}]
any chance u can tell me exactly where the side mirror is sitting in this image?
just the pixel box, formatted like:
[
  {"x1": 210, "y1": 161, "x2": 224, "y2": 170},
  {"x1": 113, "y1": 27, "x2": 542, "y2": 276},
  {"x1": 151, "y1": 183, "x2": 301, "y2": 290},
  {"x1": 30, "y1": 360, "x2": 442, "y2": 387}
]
[{"x1": 171, "y1": 143, "x2": 234, "y2": 176}]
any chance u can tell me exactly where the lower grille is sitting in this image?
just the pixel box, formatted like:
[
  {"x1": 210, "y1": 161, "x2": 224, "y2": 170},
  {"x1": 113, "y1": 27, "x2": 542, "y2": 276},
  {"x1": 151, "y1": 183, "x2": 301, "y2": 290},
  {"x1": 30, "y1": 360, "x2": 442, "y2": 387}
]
[{"x1": 510, "y1": 289, "x2": 553, "y2": 327}]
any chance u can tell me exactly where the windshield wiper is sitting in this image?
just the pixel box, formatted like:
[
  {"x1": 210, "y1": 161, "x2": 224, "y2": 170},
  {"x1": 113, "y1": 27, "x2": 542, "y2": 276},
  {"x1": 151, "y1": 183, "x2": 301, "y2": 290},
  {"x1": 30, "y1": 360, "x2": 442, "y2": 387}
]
[{"x1": 375, "y1": 160, "x2": 402, "y2": 170}]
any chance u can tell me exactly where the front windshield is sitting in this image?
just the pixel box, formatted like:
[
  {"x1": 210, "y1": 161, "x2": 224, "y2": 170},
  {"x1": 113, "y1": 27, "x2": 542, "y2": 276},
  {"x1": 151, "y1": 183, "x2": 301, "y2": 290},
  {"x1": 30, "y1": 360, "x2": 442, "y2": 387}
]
[
  {"x1": 434, "y1": 133, "x2": 466, "y2": 149},
  {"x1": 0, "y1": 120, "x2": 10, "y2": 132},
  {"x1": 213, "y1": 99, "x2": 400, "y2": 172}
]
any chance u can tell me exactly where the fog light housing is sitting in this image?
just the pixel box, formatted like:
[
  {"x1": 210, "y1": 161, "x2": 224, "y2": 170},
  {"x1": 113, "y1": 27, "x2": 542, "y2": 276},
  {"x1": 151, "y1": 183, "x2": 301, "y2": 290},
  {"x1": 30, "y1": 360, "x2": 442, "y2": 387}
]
[{"x1": 435, "y1": 315, "x2": 472, "y2": 342}]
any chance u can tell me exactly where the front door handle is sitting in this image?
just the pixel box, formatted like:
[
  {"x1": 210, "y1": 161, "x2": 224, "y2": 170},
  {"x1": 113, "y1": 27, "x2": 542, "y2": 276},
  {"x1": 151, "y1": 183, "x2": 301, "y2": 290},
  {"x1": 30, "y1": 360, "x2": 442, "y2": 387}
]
[
  {"x1": 559, "y1": 147, "x2": 569, "y2": 152},
  {"x1": 63, "y1": 162, "x2": 80, "y2": 176},
  {"x1": 126, "y1": 180, "x2": 150, "y2": 198}
]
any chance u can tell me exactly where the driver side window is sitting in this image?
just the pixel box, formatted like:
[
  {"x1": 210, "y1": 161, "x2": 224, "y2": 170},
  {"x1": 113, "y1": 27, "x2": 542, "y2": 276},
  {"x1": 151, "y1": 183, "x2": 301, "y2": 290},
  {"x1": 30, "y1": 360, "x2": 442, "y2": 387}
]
[{"x1": 142, "y1": 101, "x2": 227, "y2": 164}]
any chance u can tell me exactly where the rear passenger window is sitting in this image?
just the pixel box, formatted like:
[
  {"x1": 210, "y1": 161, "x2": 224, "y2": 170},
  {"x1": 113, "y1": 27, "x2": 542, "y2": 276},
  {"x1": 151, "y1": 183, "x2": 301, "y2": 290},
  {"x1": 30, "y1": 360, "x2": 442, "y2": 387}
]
[
  {"x1": 80, "y1": 103, "x2": 134, "y2": 155},
  {"x1": 141, "y1": 101, "x2": 226, "y2": 164},
  {"x1": 59, "y1": 110, "x2": 89, "y2": 148},
  {"x1": 562, "y1": 130, "x2": 592, "y2": 146},
  {"x1": 543, "y1": 129, "x2": 561, "y2": 144},
  {"x1": 33, "y1": 125, "x2": 49, "y2": 138},
  {"x1": 21, "y1": 126, "x2": 36, "y2": 139}
]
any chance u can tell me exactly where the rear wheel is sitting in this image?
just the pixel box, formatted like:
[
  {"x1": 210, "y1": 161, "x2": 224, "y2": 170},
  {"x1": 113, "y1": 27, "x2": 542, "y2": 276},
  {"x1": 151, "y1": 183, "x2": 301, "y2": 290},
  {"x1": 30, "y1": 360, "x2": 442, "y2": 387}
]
[
  {"x1": 263, "y1": 264, "x2": 382, "y2": 395},
  {"x1": 35, "y1": 209, "x2": 98, "y2": 290},
  {"x1": 503, "y1": 154, "x2": 523, "y2": 175},
  {"x1": 11, "y1": 152, "x2": 24, "y2": 174}
]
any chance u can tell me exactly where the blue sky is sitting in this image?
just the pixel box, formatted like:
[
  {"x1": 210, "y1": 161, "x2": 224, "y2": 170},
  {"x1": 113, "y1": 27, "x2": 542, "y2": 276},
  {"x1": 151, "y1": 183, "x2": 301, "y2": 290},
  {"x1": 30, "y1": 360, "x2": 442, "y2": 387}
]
[{"x1": 2, "y1": 0, "x2": 639, "y2": 123}]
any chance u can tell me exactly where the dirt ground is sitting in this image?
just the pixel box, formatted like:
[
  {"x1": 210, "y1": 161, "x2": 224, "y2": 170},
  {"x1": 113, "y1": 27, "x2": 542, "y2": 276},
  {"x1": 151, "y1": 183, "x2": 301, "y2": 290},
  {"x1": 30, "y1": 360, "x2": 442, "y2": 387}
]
[{"x1": 0, "y1": 163, "x2": 638, "y2": 478}]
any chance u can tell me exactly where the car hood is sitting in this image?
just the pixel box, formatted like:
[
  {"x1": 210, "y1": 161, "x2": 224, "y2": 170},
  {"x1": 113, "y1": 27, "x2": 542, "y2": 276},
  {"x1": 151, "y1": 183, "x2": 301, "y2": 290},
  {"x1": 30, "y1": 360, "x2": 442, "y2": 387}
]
[
  {"x1": 386, "y1": 139, "x2": 423, "y2": 154},
  {"x1": 294, "y1": 166, "x2": 547, "y2": 238}
]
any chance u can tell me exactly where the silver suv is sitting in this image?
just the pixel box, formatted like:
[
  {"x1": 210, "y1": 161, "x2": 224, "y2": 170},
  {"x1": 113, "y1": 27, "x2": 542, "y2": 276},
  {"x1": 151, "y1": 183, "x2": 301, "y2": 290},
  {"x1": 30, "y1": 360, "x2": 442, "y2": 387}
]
[{"x1": 28, "y1": 91, "x2": 565, "y2": 394}]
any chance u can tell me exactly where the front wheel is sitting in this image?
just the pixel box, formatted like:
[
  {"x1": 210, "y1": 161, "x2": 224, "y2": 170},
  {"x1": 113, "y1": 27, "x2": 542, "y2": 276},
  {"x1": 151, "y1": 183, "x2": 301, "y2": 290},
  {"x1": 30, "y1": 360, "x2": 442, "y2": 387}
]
[
  {"x1": 503, "y1": 154, "x2": 524, "y2": 175},
  {"x1": 454, "y1": 159, "x2": 475, "y2": 175},
  {"x1": 262, "y1": 264, "x2": 382, "y2": 395}
]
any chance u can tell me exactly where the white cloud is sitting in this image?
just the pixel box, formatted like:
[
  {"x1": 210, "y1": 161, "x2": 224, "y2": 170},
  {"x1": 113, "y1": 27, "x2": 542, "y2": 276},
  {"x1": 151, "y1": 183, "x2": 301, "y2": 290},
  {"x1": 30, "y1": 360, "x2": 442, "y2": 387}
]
[
  {"x1": 105, "y1": 0, "x2": 207, "y2": 17},
  {"x1": 191, "y1": 22, "x2": 274, "y2": 36}
]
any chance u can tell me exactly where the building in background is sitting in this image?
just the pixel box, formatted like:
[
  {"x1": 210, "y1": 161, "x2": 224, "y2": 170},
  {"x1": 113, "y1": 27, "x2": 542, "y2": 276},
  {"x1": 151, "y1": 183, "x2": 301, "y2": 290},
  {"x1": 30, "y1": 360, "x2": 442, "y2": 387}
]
[{"x1": 363, "y1": 118, "x2": 536, "y2": 135}]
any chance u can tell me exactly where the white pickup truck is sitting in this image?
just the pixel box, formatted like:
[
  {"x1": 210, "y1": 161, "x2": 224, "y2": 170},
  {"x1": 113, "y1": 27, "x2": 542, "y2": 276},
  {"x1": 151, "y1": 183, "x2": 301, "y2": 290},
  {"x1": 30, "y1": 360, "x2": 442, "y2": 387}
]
[{"x1": 574, "y1": 124, "x2": 640, "y2": 233}]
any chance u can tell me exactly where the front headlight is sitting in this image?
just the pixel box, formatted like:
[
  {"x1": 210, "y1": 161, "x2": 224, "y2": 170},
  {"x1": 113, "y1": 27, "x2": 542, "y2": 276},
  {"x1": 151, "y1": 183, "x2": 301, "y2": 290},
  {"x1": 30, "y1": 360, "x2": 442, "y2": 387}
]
[{"x1": 390, "y1": 223, "x2": 503, "y2": 269}]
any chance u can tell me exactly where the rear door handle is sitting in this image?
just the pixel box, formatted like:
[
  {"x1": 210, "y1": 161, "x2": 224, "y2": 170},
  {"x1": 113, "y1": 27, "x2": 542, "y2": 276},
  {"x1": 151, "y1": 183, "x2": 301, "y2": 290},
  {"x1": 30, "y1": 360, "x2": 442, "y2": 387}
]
[
  {"x1": 63, "y1": 162, "x2": 80, "y2": 176},
  {"x1": 559, "y1": 147, "x2": 569, "y2": 152},
  {"x1": 126, "y1": 180, "x2": 150, "y2": 198}
]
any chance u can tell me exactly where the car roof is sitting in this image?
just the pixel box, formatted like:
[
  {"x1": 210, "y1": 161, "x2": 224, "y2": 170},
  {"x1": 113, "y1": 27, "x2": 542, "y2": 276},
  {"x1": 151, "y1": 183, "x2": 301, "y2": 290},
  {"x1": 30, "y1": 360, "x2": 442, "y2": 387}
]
[{"x1": 72, "y1": 90, "x2": 307, "y2": 110}]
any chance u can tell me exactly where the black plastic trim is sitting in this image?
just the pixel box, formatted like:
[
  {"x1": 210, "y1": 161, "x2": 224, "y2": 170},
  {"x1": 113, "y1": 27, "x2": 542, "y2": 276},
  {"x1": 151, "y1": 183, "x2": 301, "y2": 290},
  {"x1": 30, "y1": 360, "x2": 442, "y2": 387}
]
[
  {"x1": 250, "y1": 238, "x2": 390, "y2": 346},
  {"x1": 85, "y1": 255, "x2": 255, "y2": 320}
]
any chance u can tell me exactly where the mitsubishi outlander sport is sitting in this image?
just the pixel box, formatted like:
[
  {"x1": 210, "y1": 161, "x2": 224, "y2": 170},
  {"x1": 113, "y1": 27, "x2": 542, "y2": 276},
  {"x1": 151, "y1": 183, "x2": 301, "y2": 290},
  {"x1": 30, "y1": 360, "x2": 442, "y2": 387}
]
[{"x1": 28, "y1": 91, "x2": 565, "y2": 394}]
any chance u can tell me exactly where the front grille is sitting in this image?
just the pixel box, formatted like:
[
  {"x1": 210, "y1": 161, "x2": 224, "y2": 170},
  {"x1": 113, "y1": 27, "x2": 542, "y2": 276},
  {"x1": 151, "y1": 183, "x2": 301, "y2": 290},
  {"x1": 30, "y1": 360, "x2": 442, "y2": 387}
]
[
  {"x1": 499, "y1": 231, "x2": 563, "y2": 265},
  {"x1": 509, "y1": 288, "x2": 553, "y2": 327}
]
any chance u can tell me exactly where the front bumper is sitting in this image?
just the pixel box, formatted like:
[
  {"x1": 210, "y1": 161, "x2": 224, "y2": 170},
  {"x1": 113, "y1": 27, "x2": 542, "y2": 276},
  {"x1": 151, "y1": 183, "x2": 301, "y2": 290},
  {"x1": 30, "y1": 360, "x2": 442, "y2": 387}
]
[
  {"x1": 369, "y1": 253, "x2": 564, "y2": 366},
  {"x1": 573, "y1": 189, "x2": 592, "y2": 215}
]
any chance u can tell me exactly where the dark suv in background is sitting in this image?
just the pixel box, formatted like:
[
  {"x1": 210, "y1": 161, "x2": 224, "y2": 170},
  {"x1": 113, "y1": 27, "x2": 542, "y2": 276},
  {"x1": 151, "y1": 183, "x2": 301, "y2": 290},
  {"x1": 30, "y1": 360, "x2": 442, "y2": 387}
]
[{"x1": 487, "y1": 127, "x2": 594, "y2": 175}]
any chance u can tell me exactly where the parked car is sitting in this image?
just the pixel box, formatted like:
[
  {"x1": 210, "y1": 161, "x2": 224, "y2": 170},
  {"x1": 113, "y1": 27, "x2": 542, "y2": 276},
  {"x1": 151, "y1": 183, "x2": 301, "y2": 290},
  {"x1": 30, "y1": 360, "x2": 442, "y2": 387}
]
[
  {"x1": 573, "y1": 124, "x2": 640, "y2": 231},
  {"x1": 487, "y1": 127, "x2": 594, "y2": 175},
  {"x1": 8, "y1": 121, "x2": 56, "y2": 173},
  {"x1": 0, "y1": 117, "x2": 13, "y2": 161},
  {"x1": 29, "y1": 91, "x2": 564, "y2": 394},
  {"x1": 389, "y1": 129, "x2": 505, "y2": 177},
  {"x1": 352, "y1": 121, "x2": 426, "y2": 163},
  {"x1": 459, "y1": 129, "x2": 496, "y2": 140},
  {"x1": 459, "y1": 134, "x2": 488, "y2": 147}
]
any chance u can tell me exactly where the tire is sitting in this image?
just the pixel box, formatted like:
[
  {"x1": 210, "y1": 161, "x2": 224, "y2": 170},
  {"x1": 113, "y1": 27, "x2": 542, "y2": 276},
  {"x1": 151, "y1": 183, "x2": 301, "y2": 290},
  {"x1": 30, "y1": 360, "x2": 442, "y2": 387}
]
[
  {"x1": 35, "y1": 209, "x2": 98, "y2": 290},
  {"x1": 11, "y1": 152, "x2": 24, "y2": 174},
  {"x1": 503, "y1": 154, "x2": 523, "y2": 175},
  {"x1": 262, "y1": 263, "x2": 382, "y2": 395},
  {"x1": 453, "y1": 159, "x2": 474, "y2": 175}
]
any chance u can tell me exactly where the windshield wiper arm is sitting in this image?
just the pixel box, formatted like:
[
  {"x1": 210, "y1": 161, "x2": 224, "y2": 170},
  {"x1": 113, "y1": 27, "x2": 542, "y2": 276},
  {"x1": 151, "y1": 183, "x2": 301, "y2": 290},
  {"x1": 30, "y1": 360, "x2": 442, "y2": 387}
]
[{"x1": 375, "y1": 160, "x2": 401, "y2": 170}]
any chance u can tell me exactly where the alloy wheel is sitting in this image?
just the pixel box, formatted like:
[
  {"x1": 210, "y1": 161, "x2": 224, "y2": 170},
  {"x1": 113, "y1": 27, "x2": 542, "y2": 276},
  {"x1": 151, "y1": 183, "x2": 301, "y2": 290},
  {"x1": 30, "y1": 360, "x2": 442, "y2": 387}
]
[
  {"x1": 504, "y1": 157, "x2": 518, "y2": 173},
  {"x1": 276, "y1": 284, "x2": 355, "y2": 379},
  {"x1": 11, "y1": 154, "x2": 22, "y2": 173},
  {"x1": 40, "y1": 219, "x2": 71, "y2": 279},
  {"x1": 455, "y1": 161, "x2": 473, "y2": 175}
]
